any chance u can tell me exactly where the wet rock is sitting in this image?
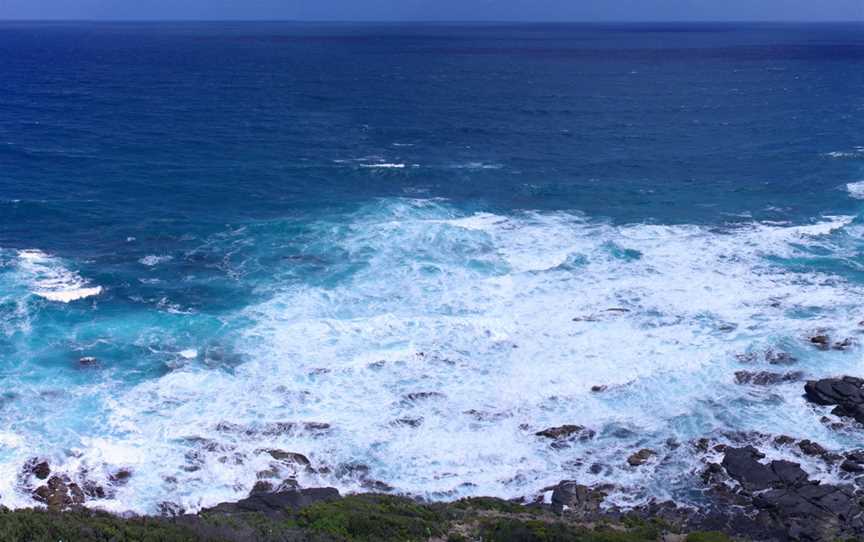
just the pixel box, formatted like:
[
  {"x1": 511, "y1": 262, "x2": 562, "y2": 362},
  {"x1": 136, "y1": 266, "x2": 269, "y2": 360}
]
[
  {"x1": 735, "y1": 371, "x2": 803, "y2": 385},
  {"x1": 361, "y1": 479, "x2": 394, "y2": 492},
  {"x1": 717, "y1": 446, "x2": 864, "y2": 540},
  {"x1": 810, "y1": 335, "x2": 831, "y2": 350},
  {"x1": 463, "y1": 410, "x2": 510, "y2": 422},
  {"x1": 259, "y1": 449, "x2": 311, "y2": 469},
  {"x1": 205, "y1": 487, "x2": 340, "y2": 518},
  {"x1": 23, "y1": 459, "x2": 51, "y2": 480},
  {"x1": 797, "y1": 439, "x2": 828, "y2": 458},
  {"x1": 78, "y1": 356, "x2": 99, "y2": 368},
  {"x1": 157, "y1": 501, "x2": 185, "y2": 517},
  {"x1": 32, "y1": 475, "x2": 85, "y2": 510},
  {"x1": 841, "y1": 459, "x2": 864, "y2": 473},
  {"x1": 535, "y1": 425, "x2": 595, "y2": 442},
  {"x1": 108, "y1": 469, "x2": 132, "y2": 485},
  {"x1": 392, "y1": 417, "x2": 423, "y2": 427},
  {"x1": 774, "y1": 435, "x2": 796, "y2": 446},
  {"x1": 550, "y1": 481, "x2": 608, "y2": 516},
  {"x1": 250, "y1": 481, "x2": 274, "y2": 495},
  {"x1": 216, "y1": 421, "x2": 331, "y2": 437},
  {"x1": 627, "y1": 449, "x2": 657, "y2": 467},
  {"x1": 804, "y1": 377, "x2": 864, "y2": 424},
  {"x1": 80, "y1": 478, "x2": 106, "y2": 499},
  {"x1": 766, "y1": 350, "x2": 797, "y2": 365},
  {"x1": 833, "y1": 338, "x2": 855, "y2": 351},
  {"x1": 404, "y1": 391, "x2": 445, "y2": 402}
]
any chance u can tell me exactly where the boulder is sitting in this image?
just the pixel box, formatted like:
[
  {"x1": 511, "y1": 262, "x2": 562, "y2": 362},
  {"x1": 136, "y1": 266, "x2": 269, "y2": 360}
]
[
  {"x1": 804, "y1": 377, "x2": 864, "y2": 424},
  {"x1": 716, "y1": 446, "x2": 864, "y2": 540},
  {"x1": 32, "y1": 475, "x2": 85, "y2": 510},
  {"x1": 550, "y1": 481, "x2": 607, "y2": 516},
  {"x1": 627, "y1": 449, "x2": 656, "y2": 467}
]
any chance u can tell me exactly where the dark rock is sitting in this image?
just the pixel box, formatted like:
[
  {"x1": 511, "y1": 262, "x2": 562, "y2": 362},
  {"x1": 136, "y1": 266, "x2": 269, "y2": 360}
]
[
  {"x1": 717, "y1": 446, "x2": 864, "y2": 540},
  {"x1": 804, "y1": 377, "x2": 864, "y2": 424},
  {"x1": 361, "y1": 479, "x2": 394, "y2": 492},
  {"x1": 766, "y1": 351, "x2": 797, "y2": 365},
  {"x1": 157, "y1": 501, "x2": 185, "y2": 517},
  {"x1": 774, "y1": 435, "x2": 796, "y2": 446},
  {"x1": 735, "y1": 371, "x2": 803, "y2": 386},
  {"x1": 275, "y1": 479, "x2": 300, "y2": 492},
  {"x1": 392, "y1": 417, "x2": 424, "y2": 427},
  {"x1": 80, "y1": 479, "x2": 106, "y2": 499},
  {"x1": 23, "y1": 459, "x2": 51, "y2": 480},
  {"x1": 797, "y1": 439, "x2": 828, "y2": 457},
  {"x1": 810, "y1": 335, "x2": 831, "y2": 349},
  {"x1": 841, "y1": 459, "x2": 864, "y2": 473},
  {"x1": 259, "y1": 449, "x2": 311, "y2": 468},
  {"x1": 550, "y1": 481, "x2": 607, "y2": 516},
  {"x1": 204, "y1": 488, "x2": 340, "y2": 518},
  {"x1": 833, "y1": 338, "x2": 854, "y2": 350},
  {"x1": 108, "y1": 469, "x2": 132, "y2": 485},
  {"x1": 404, "y1": 392, "x2": 445, "y2": 402},
  {"x1": 32, "y1": 475, "x2": 85, "y2": 510},
  {"x1": 535, "y1": 425, "x2": 595, "y2": 441},
  {"x1": 627, "y1": 449, "x2": 656, "y2": 467},
  {"x1": 250, "y1": 481, "x2": 274, "y2": 495}
]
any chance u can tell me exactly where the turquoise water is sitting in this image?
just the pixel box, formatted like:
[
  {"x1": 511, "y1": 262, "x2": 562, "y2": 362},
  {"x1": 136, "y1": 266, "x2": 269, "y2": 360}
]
[{"x1": 1, "y1": 22, "x2": 863, "y2": 512}]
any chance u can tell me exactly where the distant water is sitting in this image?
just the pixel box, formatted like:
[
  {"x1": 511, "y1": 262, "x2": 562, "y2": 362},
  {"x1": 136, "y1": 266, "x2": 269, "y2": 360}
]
[{"x1": 1, "y1": 22, "x2": 864, "y2": 513}]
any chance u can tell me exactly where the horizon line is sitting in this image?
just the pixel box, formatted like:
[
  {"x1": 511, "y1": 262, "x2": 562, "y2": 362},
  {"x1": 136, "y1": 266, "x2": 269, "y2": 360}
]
[{"x1": 0, "y1": 18, "x2": 862, "y2": 24}]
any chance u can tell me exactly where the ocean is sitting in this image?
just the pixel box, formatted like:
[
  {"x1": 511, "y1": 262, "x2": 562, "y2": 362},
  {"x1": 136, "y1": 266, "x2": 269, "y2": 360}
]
[{"x1": 1, "y1": 21, "x2": 863, "y2": 513}]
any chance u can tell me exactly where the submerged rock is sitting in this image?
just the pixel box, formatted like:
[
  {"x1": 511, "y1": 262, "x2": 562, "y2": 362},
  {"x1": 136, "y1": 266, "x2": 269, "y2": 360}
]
[{"x1": 735, "y1": 370, "x2": 803, "y2": 386}]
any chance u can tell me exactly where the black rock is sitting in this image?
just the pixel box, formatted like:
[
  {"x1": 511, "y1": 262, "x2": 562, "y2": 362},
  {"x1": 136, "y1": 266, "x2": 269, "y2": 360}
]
[
  {"x1": 810, "y1": 335, "x2": 831, "y2": 349},
  {"x1": 804, "y1": 377, "x2": 864, "y2": 424},
  {"x1": 535, "y1": 425, "x2": 595, "y2": 441},
  {"x1": 23, "y1": 459, "x2": 51, "y2": 480},
  {"x1": 797, "y1": 439, "x2": 828, "y2": 457}
]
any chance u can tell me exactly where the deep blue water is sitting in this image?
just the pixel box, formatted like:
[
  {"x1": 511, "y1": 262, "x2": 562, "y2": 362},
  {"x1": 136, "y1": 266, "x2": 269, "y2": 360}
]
[{"x1": 1, "y1": 22, "x2": 864, "y2": 512}]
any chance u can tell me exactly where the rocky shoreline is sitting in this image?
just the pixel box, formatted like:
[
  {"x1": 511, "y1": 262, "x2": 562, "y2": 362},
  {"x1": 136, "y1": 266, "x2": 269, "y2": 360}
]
[{"x1": 6, "y1": 338, "x2": 864, "y2": 541}]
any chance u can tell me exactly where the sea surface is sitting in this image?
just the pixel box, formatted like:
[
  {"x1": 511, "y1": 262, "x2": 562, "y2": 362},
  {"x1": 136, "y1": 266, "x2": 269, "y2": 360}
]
[{"x1": 1, "y1": 21, "x2": 864, "y2": 513}]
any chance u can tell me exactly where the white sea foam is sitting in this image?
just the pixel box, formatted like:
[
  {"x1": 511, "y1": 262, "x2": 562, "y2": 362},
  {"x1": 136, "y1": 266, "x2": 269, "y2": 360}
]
[
  {"x1": 16, "y1": 249, "x2": 102, "y2": 303},
  {"x1": 826, "y1": 146, "x2": 864, "y2": 159},
  {"x1": 360, "y1": 163, "x2": 406, "y2": 169},
  {"x1": 139, "y1": 255, "x2": 173, "y2": 266},
  {"x1": 847, "y1": 181, "x2": 864, "y2": 199},
  {"x1": 2, "y1": 200, "x2": 863, "y2": 513}
]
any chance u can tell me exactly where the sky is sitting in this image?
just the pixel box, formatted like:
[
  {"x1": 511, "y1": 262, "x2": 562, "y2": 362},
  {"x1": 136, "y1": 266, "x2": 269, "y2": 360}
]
[{"x1": 0, "y1": 0, "x2": 862, "y2": 22}]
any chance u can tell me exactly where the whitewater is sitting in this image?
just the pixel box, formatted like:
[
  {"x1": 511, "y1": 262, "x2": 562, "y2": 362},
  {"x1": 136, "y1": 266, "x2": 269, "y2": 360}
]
[{"x1": 2, "y1": 198, "x2": 863, "y2": 513}]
